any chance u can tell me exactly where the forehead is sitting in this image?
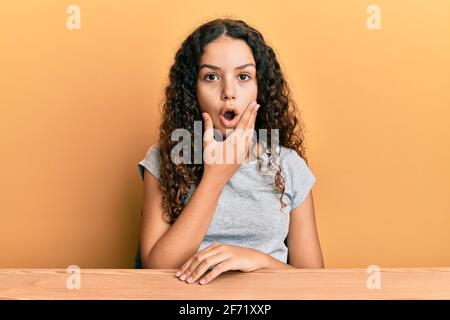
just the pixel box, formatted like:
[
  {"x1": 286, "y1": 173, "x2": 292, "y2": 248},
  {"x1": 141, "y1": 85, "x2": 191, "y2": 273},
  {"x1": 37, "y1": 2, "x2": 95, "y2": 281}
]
[{"x1": 199, "y1": 36, "x2": 255, "y2": 66}]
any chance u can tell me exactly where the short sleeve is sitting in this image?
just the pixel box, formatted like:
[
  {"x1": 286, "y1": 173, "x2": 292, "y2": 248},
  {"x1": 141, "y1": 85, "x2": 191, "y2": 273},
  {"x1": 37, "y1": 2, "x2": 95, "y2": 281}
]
[
  {"x1": 137, "y1": 144, "x2": 161, "y2": 181},
  {"x1": 289, "y1": 150, "x2": 317, "y2": 209}
]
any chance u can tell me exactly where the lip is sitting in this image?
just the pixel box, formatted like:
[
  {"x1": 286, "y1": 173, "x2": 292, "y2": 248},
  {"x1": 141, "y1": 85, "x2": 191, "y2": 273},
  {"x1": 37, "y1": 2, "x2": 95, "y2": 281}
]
[
  {"x1": 219, "y1": 106, "x2": 240, "y2": 129},
  {"x1": 219, "y1": 113, "x2": 239, "y2": 128}
]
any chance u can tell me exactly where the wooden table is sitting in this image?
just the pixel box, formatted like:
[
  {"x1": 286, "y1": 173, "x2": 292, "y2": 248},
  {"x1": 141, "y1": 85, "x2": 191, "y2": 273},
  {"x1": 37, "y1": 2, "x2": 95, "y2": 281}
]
[{"x1": 1, "y1": 268, "x2": 449, "y2": 300}]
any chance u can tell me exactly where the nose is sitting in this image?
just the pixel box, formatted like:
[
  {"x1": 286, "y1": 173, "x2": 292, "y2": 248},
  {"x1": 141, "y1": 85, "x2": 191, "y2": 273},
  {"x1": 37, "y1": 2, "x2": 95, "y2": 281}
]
[{"x1": 221, "y1": 77, "x2": 236, "y2": 101}]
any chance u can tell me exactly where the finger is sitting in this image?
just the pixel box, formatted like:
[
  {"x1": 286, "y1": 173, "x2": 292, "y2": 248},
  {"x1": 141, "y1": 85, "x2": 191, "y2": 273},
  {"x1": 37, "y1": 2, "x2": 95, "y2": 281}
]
[
  {"x1": 227, "y1": 101, "x2": 257, "y2": 145},
  {"x1": 240, "y1": 100, "x2": 258, "y2": 129},
  {"x1": 235, "y1": 101, "x2": 258, "y2": 131},
  {"x1": 177, "y1": 242, "x2": 217, "y2": 277},
  {"x1": 243, "y1": 103, "x2": 260, "y2": 146},
  {"x1": 202, "y1": 112, "x2": 214, "y2": 145},
  {"x1": 176, "y1": 242, "x2": 220, "y2": 278},
  {"x1": 247, "y1": 103, "x2": 260, "y2": 131},
  {"x1": 186, "y1": 252, "x2": 229, "y2": 284},
  {"x1": 180, "y1": 245, "x2": 222, "y2": 281},
  {"x1": 199, "y1": 259, "x2": 234, "y2": 285}
]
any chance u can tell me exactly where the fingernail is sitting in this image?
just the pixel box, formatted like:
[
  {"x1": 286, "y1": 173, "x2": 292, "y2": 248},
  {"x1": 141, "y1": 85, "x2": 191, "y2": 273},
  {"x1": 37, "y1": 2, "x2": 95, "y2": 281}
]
[
  {"x1": 186, "y1": 276, "x2": 193, "y2": 283},
  {"x1": 199, "y1": 279, "x2": 206, "y2": 285},
  {"x1": 175, "y1": 271, "x2": 181, "y2": 277},
  {"x1": 180, "y1": 274, "x2": 186, "y2": 281},
  {"x1": 256, "y1": 104, "x2": 260, "y2": 111}
]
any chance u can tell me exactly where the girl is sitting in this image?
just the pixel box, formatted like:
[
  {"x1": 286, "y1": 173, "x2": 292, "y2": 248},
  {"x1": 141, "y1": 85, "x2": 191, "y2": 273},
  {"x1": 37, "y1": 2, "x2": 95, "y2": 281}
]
[{"x1": 137, "y1": 18, "x2": 324, "y2": 285}]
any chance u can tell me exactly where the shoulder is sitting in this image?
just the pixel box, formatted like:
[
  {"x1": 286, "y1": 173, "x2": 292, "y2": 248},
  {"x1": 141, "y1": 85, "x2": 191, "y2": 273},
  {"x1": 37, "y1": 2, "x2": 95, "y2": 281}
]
[
  {"x1": 144, "y1": 143, "x2": 161, "y2": 160},
  {"x1": 279, "y1": 146, "x2": 308, "y2": 170},
  {"x1": 138, "y1": 143, "x2": 162, "y2": 181},
  {"x1": 278, "y1": 146, "x2": 316, "y2": 209}
]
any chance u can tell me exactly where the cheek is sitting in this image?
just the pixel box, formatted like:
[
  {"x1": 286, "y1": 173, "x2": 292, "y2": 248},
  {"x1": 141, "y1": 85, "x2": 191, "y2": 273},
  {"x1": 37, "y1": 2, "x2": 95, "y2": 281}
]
[
  {"x1": 197, "y1": 85, "x2": 219, "y2": 112},
  {"x1": 251, "y1": 81, "x2": 258, "y2": 98},
  {"x1": 240, "y1": 80, "x2": 258, "y2": 99}
]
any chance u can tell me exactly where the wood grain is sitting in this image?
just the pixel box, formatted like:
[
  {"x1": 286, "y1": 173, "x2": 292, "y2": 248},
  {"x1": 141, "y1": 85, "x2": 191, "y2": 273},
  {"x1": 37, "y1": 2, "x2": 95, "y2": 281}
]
[{"x1": 0, "y1": 268, "x2": 449, "y2": 300}]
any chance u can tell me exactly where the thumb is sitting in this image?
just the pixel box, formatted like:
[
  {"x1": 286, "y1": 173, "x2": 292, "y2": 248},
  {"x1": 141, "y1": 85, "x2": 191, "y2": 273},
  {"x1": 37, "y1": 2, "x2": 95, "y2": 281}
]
[{"x1": 202, "y1": 112, "x2": 214, "y2": 144}]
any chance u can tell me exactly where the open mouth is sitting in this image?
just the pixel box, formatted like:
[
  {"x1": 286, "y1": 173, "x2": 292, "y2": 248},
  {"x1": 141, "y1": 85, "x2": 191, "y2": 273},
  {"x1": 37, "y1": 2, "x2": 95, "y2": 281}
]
[
  {"x1": 220, "y1": 108, "x2": 239, "y2": 128},
  {"x1": 223, "y1": 110, "x2": 236, "y2": 120}
]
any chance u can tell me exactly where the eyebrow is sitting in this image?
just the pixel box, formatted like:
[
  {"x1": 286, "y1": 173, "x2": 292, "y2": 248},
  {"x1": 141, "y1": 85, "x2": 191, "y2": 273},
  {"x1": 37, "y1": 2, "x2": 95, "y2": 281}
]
[{"x1": 199, "y1": 63, "x2": 256, "y2": 71}]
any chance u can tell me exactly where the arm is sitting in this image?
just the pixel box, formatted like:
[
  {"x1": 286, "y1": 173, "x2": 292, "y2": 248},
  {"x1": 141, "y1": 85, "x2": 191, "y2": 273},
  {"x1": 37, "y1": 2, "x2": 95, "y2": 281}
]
[
  {"x1": 284, "y1": 190, "x2": 325, "y2": 268},
  {"x1": 262, "y1": 254, "x2": 297, "y2": 269},
  {"x1": 141, "y1": 170, "x2": 226, "y2": 269},
  {"x1": 174, "y1": 191, "x2": 322, "y2": 285}
]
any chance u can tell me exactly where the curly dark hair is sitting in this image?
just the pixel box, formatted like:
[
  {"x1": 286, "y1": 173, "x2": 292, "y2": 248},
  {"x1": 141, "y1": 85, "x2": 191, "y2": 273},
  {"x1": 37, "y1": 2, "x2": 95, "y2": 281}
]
[{"x1": 158, "y1": 18, "x2": 309, "y2": 224}]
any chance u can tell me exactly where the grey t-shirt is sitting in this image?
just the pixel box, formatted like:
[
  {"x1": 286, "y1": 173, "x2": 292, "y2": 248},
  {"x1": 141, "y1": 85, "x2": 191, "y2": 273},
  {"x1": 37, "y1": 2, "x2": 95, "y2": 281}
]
[{"x1": 137, "y1": 143, "x2": 316, "y2": 264}]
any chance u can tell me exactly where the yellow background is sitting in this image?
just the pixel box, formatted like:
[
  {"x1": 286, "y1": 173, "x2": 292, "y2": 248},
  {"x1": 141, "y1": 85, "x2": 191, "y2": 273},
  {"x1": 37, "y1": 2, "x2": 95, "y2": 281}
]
[{"x1": 1, "y1": 0, "x2": 449, "y2": 268}]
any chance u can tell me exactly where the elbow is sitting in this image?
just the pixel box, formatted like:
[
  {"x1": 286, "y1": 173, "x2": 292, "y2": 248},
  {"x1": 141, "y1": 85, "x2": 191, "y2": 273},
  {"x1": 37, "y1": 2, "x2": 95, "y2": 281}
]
[
  {"x1": 308, "y1": 257, "x2": 325, "y2": 269},
  {"x1": 291, "y1": 258, "x2": 325, "y2": 269},
  {"x1": 141, "y1": 252, "x2": 166, "y2": 269},
  {"x1": 141, "y1": 249, "x2": 181, "y2": 269},
  {"x1": 141, "y1": 257, "x2": 160, "y2": 269}
]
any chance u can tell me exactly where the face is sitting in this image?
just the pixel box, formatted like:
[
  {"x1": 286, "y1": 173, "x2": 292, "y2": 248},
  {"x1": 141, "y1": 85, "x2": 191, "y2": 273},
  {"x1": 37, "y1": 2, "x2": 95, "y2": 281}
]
[{"x1": 196, "y1": 35, "x2": 258, "y2": 138}]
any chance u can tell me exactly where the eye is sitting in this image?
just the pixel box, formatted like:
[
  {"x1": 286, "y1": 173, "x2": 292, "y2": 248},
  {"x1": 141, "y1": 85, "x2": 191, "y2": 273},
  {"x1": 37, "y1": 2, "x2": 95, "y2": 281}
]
[
  {"x1": 239, "y1": 73, "x2": 251, "y2": 81},
  {"x1": 204, "y1": 73, "x2": 219, "y2": 81}
]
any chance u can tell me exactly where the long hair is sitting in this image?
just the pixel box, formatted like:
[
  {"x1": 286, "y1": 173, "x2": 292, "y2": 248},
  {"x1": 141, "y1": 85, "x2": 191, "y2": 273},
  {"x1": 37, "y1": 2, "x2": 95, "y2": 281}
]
[{"x1": 158, "y1": 18, "x2": 309, "y2": 224}]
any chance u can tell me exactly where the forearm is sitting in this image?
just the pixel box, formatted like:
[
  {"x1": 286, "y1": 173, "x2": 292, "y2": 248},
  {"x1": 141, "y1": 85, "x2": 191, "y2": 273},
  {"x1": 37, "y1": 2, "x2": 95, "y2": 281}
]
[
  {"x1": 144, "y1": 176, "x2": 225, "y2": 269},
  {"x1": 261, "y1": 252, "x2": 325, "y2": 269},
  {"x1": 261, "y1": 253, "x2": 296, "y2": 269}
]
